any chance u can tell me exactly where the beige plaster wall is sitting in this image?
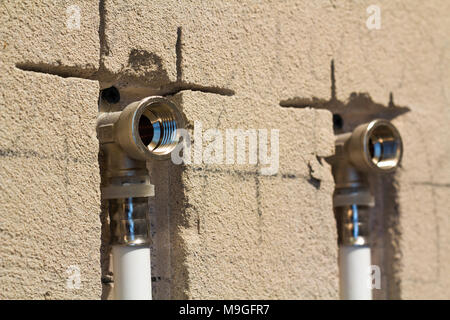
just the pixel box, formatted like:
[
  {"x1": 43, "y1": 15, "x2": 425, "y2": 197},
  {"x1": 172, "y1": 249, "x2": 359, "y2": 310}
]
[
  {"x1": 0, "y1": 0, "x2": 101, "y2": 299},
  {"x1": 0, "y1": 0, "x2": 449, "y2": 299}
]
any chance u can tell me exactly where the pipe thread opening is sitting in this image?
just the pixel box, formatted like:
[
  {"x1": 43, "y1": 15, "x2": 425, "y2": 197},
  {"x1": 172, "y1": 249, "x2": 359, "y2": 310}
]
[
  {"x1": 138, "y1": 104, "x2": 179, "y2": 156},
  {"x1": 367, "y1": 125, "x2": 401, "y2": 170}
]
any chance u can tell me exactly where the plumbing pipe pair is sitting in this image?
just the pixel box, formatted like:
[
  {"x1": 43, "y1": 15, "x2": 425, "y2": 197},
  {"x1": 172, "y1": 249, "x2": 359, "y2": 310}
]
[
  {"x1": 97, "y1": 96, "x2": 184, "y2": 300},
  {"x1": 98, "y1": 95, "x2": 403, "y2": 301},
  {"x1": 327, "y1": 119, "x2": 403, "y2": 300}
]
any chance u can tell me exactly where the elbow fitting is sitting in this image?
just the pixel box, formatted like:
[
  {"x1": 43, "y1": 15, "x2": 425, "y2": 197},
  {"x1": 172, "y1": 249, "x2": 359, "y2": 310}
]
[
  {"x1": 330, "y1": 119, "x2": 403, "y2": 246},
  {"x1": 98, "y1": 96, "x2": 184, "y2": 246}
]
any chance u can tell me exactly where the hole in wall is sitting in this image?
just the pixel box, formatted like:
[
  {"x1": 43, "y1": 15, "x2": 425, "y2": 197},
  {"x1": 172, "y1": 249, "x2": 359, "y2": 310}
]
[
  {"x1": 333, "y1": 113, "x2": 343, "y2": 130},
  {"x1": 101, "y1": 86, "x2": 120, "y2": 104}
]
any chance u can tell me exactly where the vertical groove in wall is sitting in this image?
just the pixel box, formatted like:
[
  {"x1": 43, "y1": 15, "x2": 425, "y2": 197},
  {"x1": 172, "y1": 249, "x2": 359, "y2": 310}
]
[
  {"x1": 98, "y1": 153, "x2": 113, "y2": 299},
  {"x1": 176, "y1": 27, "x2": 183, "y2": 82},
  {"x1": 98, "y1": 0, "x2": 109, "y2": 72},
  {"x1": 165, "y1": 94, "x2": 191, "y2": 299},
  {"x1": 97, "y1": 0, "x2": 113, "y2": 299},
  {"x1": 381, "y1": 174, "x2": 402, "y2": 299}
]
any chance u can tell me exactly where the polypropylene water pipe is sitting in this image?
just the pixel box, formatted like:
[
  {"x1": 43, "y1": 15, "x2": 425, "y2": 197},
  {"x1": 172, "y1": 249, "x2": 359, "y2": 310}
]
[
  {"x1": 339, "y1": 245, "x2": 372, "y2": 300},
  {"x1": 334, "y1": 200, "x2": 373, "y2": 300},
  {"x1": 112, "y1": 246, "x2": 152, "y2": 300}
]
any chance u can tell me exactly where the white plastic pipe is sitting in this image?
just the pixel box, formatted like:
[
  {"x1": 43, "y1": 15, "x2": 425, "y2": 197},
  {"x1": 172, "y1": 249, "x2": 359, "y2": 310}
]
[
  {"x1": 339, "y1": 245, "x2": 372, "y2": 300},
  {"x1": 112, "y1": 245, "x2": 152, "y2": 300}
]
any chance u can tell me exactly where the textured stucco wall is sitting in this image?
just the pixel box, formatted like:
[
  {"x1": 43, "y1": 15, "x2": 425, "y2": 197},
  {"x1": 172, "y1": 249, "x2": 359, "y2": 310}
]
[
  {"x1": 0, "y1": 1, "x2": 101, "y2": 299},
  {"x1": 1, "y1": 0, "x2": 449, "y2": 299}
]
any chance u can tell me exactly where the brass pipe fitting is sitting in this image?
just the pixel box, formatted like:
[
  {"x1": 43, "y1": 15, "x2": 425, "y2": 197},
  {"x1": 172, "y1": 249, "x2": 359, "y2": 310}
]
[
  {"x1": 328, "y1": 119, "x2": 403, "y2": 246},
  {"x1": 97, "y1": 96, "x2": 184, "y2": 246}
]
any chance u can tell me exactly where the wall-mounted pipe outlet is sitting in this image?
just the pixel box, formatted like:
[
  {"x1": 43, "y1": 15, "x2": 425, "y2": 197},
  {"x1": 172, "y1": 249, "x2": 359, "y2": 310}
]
[
  {"x1": 97, "y1": 96, "x2": 184, "y2": 300},
  {"x1": 327, "y1": 119, "x2": 403, "y2": 300}
]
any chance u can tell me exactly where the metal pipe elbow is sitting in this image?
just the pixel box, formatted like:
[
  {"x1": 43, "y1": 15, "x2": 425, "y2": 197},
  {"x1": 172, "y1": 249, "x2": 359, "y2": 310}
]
[{"x1": 331, "y1": 120, "x2": 403, "y2": 246}]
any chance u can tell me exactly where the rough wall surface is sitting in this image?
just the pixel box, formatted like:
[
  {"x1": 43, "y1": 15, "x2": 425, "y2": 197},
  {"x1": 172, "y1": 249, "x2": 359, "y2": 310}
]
[
  {"x1": 0, "y1": 1, "x2": 101, "y2": 299},
  {"x1": 166, "y1": 93, "x2": 337, "y2": 299},
  {"x1": 1, "y1": 0, "x2": 449, "y2": 299}
]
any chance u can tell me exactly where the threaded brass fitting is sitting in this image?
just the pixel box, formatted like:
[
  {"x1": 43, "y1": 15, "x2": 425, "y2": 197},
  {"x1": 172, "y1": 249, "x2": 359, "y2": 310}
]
[{"x1": 98, "y1": 96, "x2": 184, "y2": 246}]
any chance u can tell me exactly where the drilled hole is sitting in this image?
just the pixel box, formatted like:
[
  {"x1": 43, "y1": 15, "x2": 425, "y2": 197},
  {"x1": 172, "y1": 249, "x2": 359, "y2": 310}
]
[
  {"x1": 101, "y1": 86, "x2": 120, "y2": 104},
  {"x1": 333, "y1": 114, "x2": 343, "y2": 130}
]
